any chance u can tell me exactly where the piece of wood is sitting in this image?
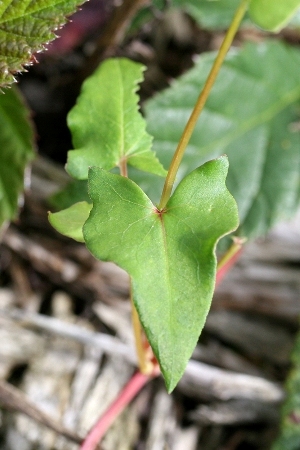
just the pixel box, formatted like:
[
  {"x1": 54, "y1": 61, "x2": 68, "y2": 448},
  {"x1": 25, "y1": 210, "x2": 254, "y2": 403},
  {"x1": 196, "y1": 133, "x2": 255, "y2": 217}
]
[
  {"x1": 180, "y1": 360, "x2": 284, "y2": 403},
  {"x1": 214, "y1": 214, "x2": 300, "y2": 321},
  {"x1": 205, "y1": 310, "x2": 294, "y2": 364},
  {"x1": 172, "y1": 426, "x2": 200, "y2": 450},
  {"x1": 144, "y1": 386, "x2": 177, "y2": 450},
  {"x1": 0, "y1": 308, "x2": 137, "y2": 365},
  {"x1": 0, "y1": 380, "x2": 82, "y2": 444},
  {"x1": 189, "y1": 399, "x2": 279, "y2": 425},
  {"x1": 61, "y1": 346, "x2": 104, "y2": 431},
  {"x1": 78, "y1": 356, "x2": 138, "y2": 450},
  {"x1": 1, "y1": 307, "x2": 284, "y2": 404},
  {"x1": 0, "y1": 315, "x2": 44, "y2": 379}
]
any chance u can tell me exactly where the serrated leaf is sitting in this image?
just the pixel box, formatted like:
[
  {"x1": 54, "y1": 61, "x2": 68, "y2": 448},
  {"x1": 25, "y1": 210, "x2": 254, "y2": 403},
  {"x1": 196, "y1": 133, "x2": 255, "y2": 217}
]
[
  {"x1": 0, "y1": 0, "x2": 86, "y2": 86},
  {"x1": 49, "y1": 201, "x2": 92, "y2": 242},
  {"x1": 66, "y1": 58, "x2": 166, "y2": 180},
  {"x1": 142, "y1": 41, "x2": 300, "y2": 241},
  {"x1": 249, "y1": 0, "x2": 300, "y2": 32},
  {"x1": 83, "y1": 156, "x2": 238, "y2": 391},
  {"x1": 0, "y1": 86, "x2": 35, "y2": 228}
]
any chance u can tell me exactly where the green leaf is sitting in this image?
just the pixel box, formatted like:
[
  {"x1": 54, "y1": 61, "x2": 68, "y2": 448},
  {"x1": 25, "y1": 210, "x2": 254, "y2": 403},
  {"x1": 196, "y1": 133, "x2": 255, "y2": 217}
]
[
  {"x1": 143, "y1": 40, "x2": 300, "y2": 241},
  {"x1": 0, "y1": 0, "x2": 86, "y2": 87},
  {"x1": 249, "y1": 0, "x2": 300, "y2": 31},
  {"x1": 49, "y1": 179, "x2": 90, "y2": 210},
  {"x1": 0, "y1": 86, "x2": 35, "y2": 228},
  {"x1": 66, "y1": 58, "x2": 166, "y2": 180},
  {"x1": 170, "y1": 0, "x2": 299, "y2": 31},
  {"x1": 171, "y1": 0, "x2": 247, "y2": 30},
  {"x1": 49, "y1": 201, "x2": 92, "y2": 242},
  {"x1": 83, "y1": 156, "x2": 238, "y2": 391}
]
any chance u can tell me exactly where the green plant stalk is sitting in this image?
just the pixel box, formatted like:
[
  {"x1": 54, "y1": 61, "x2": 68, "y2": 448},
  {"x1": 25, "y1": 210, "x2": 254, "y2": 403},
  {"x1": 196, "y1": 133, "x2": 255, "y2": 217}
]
[
  {"x1": 131, "y1": 285, "x2": 153, "y2": 374},
  {"x1": 217, "y1": 237, "x2": 246, "y2": 271},
  {"x1": 119, "y1": 156, "x2": 128, "y2": 178},
  {"x1": 216, "y1": 238, "x2": 245, "y2": 285},
  {"x1": 158, "y1": 0, "x2": 250, "y2": 210}
]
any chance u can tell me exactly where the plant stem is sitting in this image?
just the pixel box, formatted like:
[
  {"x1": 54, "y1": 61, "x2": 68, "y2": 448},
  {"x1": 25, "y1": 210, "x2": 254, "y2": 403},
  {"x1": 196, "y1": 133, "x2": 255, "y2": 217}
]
[
  {"x1": 216, "y1": 237, "x2": 245, "y2": 286},
  {"x1": 158, "y1": 0, "x2": 249, "y2": 210},
  {"x1": 119, "y1": 157, "x2": 128, "y2": 178},
  {"x1": 79, "y1": 371, "x2": 152, "y2": 450},
  {"x1": 130, "y1": 285, "x2": 152, "y2": 374},
  {"x1": 0, "y1": 380, "x2": 82, "y2": 444}
]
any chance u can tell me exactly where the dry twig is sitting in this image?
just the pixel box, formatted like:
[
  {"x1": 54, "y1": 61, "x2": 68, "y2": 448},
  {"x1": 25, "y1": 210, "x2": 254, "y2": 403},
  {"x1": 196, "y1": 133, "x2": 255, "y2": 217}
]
[{"x1": 0, "y1": 380, "x2": 82, "y2": 444}]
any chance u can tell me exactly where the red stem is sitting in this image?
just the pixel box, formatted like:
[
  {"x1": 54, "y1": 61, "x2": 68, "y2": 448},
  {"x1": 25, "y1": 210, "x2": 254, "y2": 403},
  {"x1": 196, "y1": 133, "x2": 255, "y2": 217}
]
[
  {"x1": 216, "y1": 247, "x2": 243, "y2": 287},
  {"x1": 79, "y1": 371, "x2": 153, "y2": 450},
  {"x1": 80, "y1": 245, "x2": 243, "y2": 450}
]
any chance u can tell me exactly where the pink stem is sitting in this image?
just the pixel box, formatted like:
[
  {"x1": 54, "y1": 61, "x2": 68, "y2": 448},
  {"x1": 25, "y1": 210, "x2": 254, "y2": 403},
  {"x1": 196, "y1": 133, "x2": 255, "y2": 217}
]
[
  {"x1": 80, "y1": 245, "x2": 243, "y2": 450},
  {"x1": 216, "y1": 247, "x2": 243, "y2": 287},
  {"x1": 80, "y1": 371, "x2": 152, "y2": 450}
]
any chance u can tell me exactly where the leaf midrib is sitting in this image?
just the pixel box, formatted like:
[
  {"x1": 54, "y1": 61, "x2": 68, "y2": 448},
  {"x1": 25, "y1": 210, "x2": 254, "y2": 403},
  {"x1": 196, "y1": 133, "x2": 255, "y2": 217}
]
[{"x1": 158, "y1": 212, "x2": 176, "y2": 384}]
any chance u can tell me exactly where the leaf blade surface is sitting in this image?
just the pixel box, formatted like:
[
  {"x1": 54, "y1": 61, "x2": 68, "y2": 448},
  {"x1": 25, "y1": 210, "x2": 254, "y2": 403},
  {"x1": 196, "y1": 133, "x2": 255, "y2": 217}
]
[
  {"x1": 83, "y1": 156, "x2": 238, "y2": 390},
  {"x1": 172, "y1": 0, "x2": 246, "y2": 30},
  {"x1": 66, "y1": 58, "x2": 166, "y2": 180},
  {"x1": 0, "y1": 87, "x2": 35, "y2": 228},
  {"x1": 49, "y1": 201, "x2": 92, "y2": 242},
  {"x1": 0, "y1": 0, "x2": 86, "y2": 86},
  {"x1": 249, "y1": 0, "x2": 300, "y2": 31},
  {"x1": 143, "y1": 41, "x2": 300, "y2": 240}
]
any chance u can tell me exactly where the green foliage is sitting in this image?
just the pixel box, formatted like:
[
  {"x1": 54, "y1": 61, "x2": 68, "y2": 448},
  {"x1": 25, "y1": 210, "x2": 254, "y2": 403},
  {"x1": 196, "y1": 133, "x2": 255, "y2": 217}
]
[
  {"x1": 135, "y1": 0, "x2": 285, "y2": 33},
  {"x1": 171, "y1": 0, "x2": 300, "y2": 31},
  {"x1": 0, "y1": 0, "x2": 87, "y2": 87},
  {"x1": 143, "y1": 40, "x2": 300, "y2": 240},
  {"x1": 51, "y1": 58, "x2": 239, "y2": 388},
  {"x1": 171, "y1": 0, "x2": 246, "y2": 30},
  {"x1": 272, "y1": 328, "x2": 300, "y2": 450},
  {"x1": 66, "y1": 58, "x2": 166, "y2": 180},
  {"x1": 83, "y1": 157, "x2": 238, "y2": 391},
  {"x1": 49, "y1": 179, "x2": 90, "y2": 210},
  {"x1": 0, "y1": 0, "x2": 296, "y2": 392},
  {"x1": 249, "y1": 0, "x2": 300, "y2": 31},
  {"x1": 0, "y1": 87, "x2": 35, "y2": 228},
  {"x1": 49, "y1": 201, "x2": 92, "y2": 242}
]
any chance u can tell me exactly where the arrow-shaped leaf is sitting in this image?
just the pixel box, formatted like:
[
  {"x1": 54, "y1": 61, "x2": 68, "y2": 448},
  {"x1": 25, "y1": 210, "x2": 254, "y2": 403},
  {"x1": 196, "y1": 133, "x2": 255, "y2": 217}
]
[
  {"x1": 66, "y1": 58, "x2": 166, "y2": 180},
  {"x1": 83, "y1": 156, "x2": 238, "y2": 391},
  {"x1": 0, "y1": 0, "x2": 87, "y2": 86}
]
